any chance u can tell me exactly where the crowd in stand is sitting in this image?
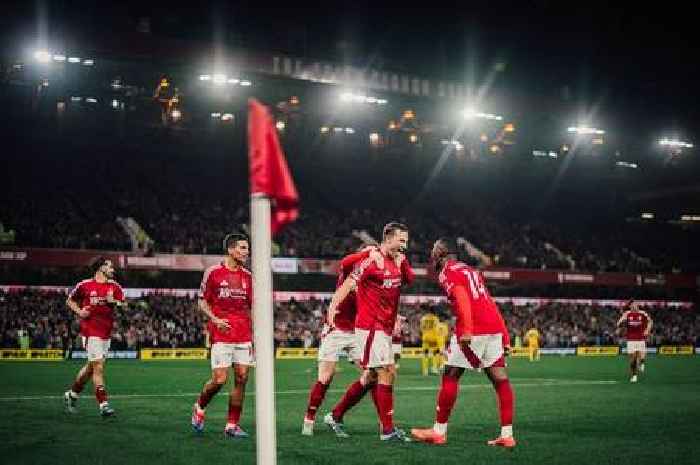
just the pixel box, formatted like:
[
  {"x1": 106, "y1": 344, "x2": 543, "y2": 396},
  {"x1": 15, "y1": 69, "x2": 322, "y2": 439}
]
[{"x1": 1, "y1": 289, "x2": 697, "y2": 350}]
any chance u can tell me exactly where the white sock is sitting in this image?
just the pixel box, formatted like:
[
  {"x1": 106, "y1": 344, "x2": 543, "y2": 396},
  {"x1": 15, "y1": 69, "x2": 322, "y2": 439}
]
[
  {"x1": 433, "y1": 422, "x2": 447, "y2": 435},
  {"x1": 69, "y1": 390, "x2": 79, "y2": 399},
  {"x1": 500, "y1": 425, "x2": 513, "y2": 438},
  {"x1": 99, "y1": 401, "x2": 108, "y2": 409}
]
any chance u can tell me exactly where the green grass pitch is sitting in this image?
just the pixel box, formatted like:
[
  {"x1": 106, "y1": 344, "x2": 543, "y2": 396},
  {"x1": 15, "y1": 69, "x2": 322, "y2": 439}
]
[{"x1": 1, "y1": 355, "x2": 699, "y2": 465}]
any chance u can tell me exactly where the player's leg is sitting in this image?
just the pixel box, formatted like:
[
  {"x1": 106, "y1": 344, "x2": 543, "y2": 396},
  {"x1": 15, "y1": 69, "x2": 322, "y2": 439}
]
[
  {"x1": 535, "y1": 346, "x2": 540, "y2": 361},
  {"x1": 224, "y1": 363, "x2": 250, "y2": 438},
  {"x1": 326, "y1": 370, "x2": 377, "y2": 425},
  {"x1": 91, "y1": 359, "x2": 113, "y2": 416},
  {"x1": 484, "y1": 364, "x2": 516, "y2": 447},
  {"x1": 421, "y1": 344, "x2": 430, "y2": 376},
  {"x1": 64, "y1": 361, "x2": 93, "y2": 413},
  {"x1": 529, "y1": 344, "x2": 535, "y2": 362},
  {"x1": 303, "y1": 360, "x2": 336, "y2": 434},
  {"x1": 412, "y1": 334, "x2": 472, "y2": 444},
  {"x1": 639, "y1": 343, "x2": 647, "y2": 373},
  {"x1": 192, "y1": 343, "x2": 231, "y2": 432}
]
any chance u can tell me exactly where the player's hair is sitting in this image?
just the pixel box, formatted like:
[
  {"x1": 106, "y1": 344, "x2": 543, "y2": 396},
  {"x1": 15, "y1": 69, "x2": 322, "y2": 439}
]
[
  {"x1": 382, "y1": 222, "x2": 409, "y2": 240},
  {"x1": 223, "y1": 233, "x2": 249, "y2": 252},
  {"x1": 90, "y1": 256, "x2": 110, "y2": 275}
]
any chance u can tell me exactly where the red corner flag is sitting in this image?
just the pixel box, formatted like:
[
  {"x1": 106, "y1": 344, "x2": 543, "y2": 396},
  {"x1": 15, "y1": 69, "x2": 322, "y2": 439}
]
[{"x1": 248, "y1": 98, "x2": 299, "y2": 234}]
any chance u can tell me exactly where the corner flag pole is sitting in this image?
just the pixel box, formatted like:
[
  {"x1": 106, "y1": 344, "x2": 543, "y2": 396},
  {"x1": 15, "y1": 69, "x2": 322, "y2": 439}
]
[{"x1": 251, "y1": 192, "x2": 276, "y2": 465}]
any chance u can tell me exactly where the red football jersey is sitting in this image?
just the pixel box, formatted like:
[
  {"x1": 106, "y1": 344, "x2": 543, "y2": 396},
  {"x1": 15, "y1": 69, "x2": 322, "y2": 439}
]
[
  {"x1": 624, "y1": 311, "x2": 650, "y2": 341},
  {"x1": 199, "y1": 263, "x2": 253, "y2": 344},
  {"x1": 332, "y1": 250, "x2": 372, "y2": 331},
  {"x1": 352, "y1": 253, "x2": 412, "y2": 335},
  {"x1": 68, "y1": 279, "x2": 124, "y2": 339},
  {"x1": 438, "y1": 260, "x2": 508, "y2": 342}
]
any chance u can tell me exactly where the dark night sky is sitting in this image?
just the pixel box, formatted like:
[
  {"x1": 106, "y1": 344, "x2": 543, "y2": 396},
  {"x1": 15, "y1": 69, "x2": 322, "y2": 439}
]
[{"x1": 2, "y1": 1, "x2": 699, "y2": 132}]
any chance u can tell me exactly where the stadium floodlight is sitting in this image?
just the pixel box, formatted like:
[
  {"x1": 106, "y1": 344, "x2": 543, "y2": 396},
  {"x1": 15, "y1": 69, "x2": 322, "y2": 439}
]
[
  {"x1": 85, "y1": 97, "x2": 97, "y2": 103},
  {"x1": 68, "y1": 57, "x2": 81, "y2": 63},
  {"x1": 41, "y1": 79, "x2": 49, "y2": 87},
  {"x1": 239, "y1": 80, "x2": 252, "y2": 86},
  {"x1": 213, "y1": 74, "x2": 227, "y2": 85},
  {"x1": 369, "y1": 132, "x2": 380, "y2": 143},
  {"x1": 641, "y1": 213, "x2": 654, "y2": 219},
  {"x1": 333, "y1": 127, "x2": 343, "y2": 133},
  {"x1": 82, "y1": 59, "x2": 94, "y2": 66},
  {"x1": 568, "y1": 126, "x2": 605, "y2": 135},
  {"x1": 34, "y1": 50, "x2": 51, "y2": 63},
  {"x1": 211, "y1": 112, "x2": 221, "y2": 118},
  {"x1": 276, "y1": 121, "x2": 286, "y2": 131},
  {"x1": 52, "y1": 54, "x2": 66, "y2": 62},
  {"x1": 339, "y1": 91, "x2": 387, "y2": 105},
  {"x1": 320, "y1": 126, "x2": 329, "y2": 134},
  {"x1": 221, "y1": 113, "x2": 234, "y2": 121},
  {"x1": 549, "y1": 151, "x2": 558, "y2": 158},
  {"x1": 12, "y1": 63, "x2": 23, "y2": 69},
  {"x1": 171, "y1": 109, "x2": 182, "y2": 120},
  {"x1": 111, "y1": 99, "x2": 120, "y2": 109},
  {"x1": 409, "y1": 133, "x2": 418, "y2": 143},
  {"x1": 681, "y1": 215, "x2": 700, "y2": 221},
  {"x1": 345, "y1": 127, "x2": 355, "y2": 134},
  {"x1": 199, "y1": 74, "x2": 211, "y2": 81},
  {"x1": 70, "y1": 96, "x2": 82, "y2": 102},
  {"x1": 616, "y1": 161, "x2": 638, "y2": 169},
  {"x1": 659, "y1": 138, "x2": 693, "y2": 148},
  {"x1": 463, "y1": 108, "x2": 503, "y2": 121},
  {"x1": 228, "y1": 78, "x2": 240, "y2": 84}
]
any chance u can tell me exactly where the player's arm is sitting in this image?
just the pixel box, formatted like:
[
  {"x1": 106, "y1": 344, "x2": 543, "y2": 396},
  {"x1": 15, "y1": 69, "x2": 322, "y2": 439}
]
[
  {"x1": 198, "y1": 298, "x2": 231, "y2": 331},
  {"x1": 616, "y1": 311, "x2": 629, "y2": 328},
  {"x1": 339, "y1": 248, "x2": 379, "y2": 274},
  {"x1": 495, "y1": 309, "x2": 511, "y2": 351},
  {"x1": 106, "y1": 283, "x2": 127, "y2": 308},
  {"x1": 451, "y1": 285, "x2": 474, "y2": 350},
  {"x1": 66, "y1": 284, "x2": 90, "y2": 318},
  {"x1": 643, "y1": 311, "x2": 653, "y2": 337},
  {"x1": 399, "y1": 255, "x2": 415, "y2": 285},
  {"x1": 326, "y1": 276, "x2": 357, "y2": 328}
]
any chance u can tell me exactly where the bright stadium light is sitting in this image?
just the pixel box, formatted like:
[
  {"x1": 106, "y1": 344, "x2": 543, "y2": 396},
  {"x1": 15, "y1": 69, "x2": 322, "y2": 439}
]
[
  {"x1": 221, "y1": 113, "x2": 234, "y2": 121},
  {"x1": 409, "y1": 133, "x2": 418, "y2": 143},
  {"x1": 82, "y1": 59, "x2": 94, "y2": 66},
  {"x1": 34, "y1": 50, "x2": 51, "y2": 63},
  {"x1": 659, "y1": 138, "x2": 693, "y2": 148},
  {"x1": 641, "y1": 213, "x2": 654, "y2": 219},
  {"x1": 111, "y1": 99, "x2": 120, "y2": 109},
  {"x1": 320, "y1": 126, "x2": 329, "y2": 134},
  {"x1": 345, "y1": 127, "x2": 355, "y2": 134},
  {"x1": 616, "y1": 161, "x2": 638, "y2": 169},
  {"x1": 276, "y1": 121, "x2": 286, "y2": 131},
  {"x1": 85, "y1": 97, "x2": 97, "y2": 103},
  {"x1": 333, "y1": 127, "x2": 343, "y2": 133},
  {"x1": 199, "y1": 74, "x2": 211, "y2": 81},
  {"x1": 68, "y1": 57, "x2": 81, "y2": 63},
  {"x1": 239, "y1": 80, "x2": 252, "y2": 86},
  {"x1": 70, "y1": 96, "x2": 82, "y2": 102},
  {"x1": 369, "y1": 132, "x2": 380, "y2": 143},
  {"x1": 463, "y1": 108, "x2": 503, "y2": 121},
  {"x1": 211, "y1": 112, "x2": 221, "y2": 118},
  {"x1": 680, "y1": 215, "x2": 700, "y2": 222},
  {"x1": 228, "y1": 78, "x2": 240, "y2": 84},
  {"x1": 339, "y1": 91, "x2": 387, "y2": 105},
  {"x1": 568, "y1": 126, "x2": 605, "y2": 135},
  {"x1": 171, "y1": 109, "x2": 182, "y2": 120},
  {"x1": 213, "y1": 74, "x2": 227, "y2": 85},
  {"x1": 52, "y1": 54, "x2": 66, "y2": 62}
]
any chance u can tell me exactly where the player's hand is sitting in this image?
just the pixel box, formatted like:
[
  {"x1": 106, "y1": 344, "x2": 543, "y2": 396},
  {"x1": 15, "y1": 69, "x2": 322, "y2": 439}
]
[
  {"x1": 458, "y1": 333, "x2": 472, "y2": 353},
  {"x1": 369, "y1": 248, "x2": 384, "y2": 269},
  {"x1": 212, "y1": 317, "x2": 231, "y2": 331},
  {"x1": 77, "y1": 307, "x2": 91, "y2": 318},
  {"x1": 503, "y1": 345, "x2": 512, "y2": 357}
]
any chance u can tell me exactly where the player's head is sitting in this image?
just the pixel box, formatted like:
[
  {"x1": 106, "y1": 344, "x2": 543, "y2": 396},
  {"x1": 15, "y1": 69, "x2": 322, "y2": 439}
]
[
  {"x1": 625, "y1": 299, "x2": 639, "y2": 311},
  {"x1": 91, "y1": 256, "x2": 115, "y2": 279},
  {"x1": 429, "y1": 238, "x2": 454, "y2": 278},
  {"x1": 382, "y1": 222, "x2": 409, "y2": 255},
  {"x1": 223, "y1": 233, "x2": 249, "y2": 265}
]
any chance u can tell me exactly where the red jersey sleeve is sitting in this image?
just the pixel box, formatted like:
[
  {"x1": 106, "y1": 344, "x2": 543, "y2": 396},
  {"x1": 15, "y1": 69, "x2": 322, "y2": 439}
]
[
  {"x1": 340, "y1": 250, "x2": 371, "y2": 275},
  {"x1": 350, "y1": 256, "x2": 377, "y2": 283},
  {"x1": 68, "y1": 281, "x2": 85, "y2": 303},
  {"x1": 400, "y1": 258, "x2": 415, "y2": 285},
  {"x1": 198, "y1": 267, "x2": 216, "y2": 302},
  {"x1": 111, "y1": 282, "x2": 125, "y2": 302}
]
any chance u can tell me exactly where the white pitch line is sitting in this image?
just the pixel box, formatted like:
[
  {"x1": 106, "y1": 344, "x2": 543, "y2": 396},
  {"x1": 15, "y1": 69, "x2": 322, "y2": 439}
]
[{"x1": 0, "y1": 380, "x2": 617, "y2": 402}]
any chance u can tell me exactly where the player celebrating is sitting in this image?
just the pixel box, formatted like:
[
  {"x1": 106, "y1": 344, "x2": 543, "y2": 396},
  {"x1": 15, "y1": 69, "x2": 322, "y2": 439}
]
[
  {"x1": 191, "y1": 233, "x2": 253, "y2": 438},
  {"x1": 63, "y1": 257, "x2": 125, "y2": 417},
  {"x1": 524, "y1": 324, "x2": 541, "y2": 362},
  {"x1": 301, "y1": 240, "x2": 382, "y2": 436},
  {"x1": 616, "y1": 300, "x2": 653, "y2": 383},
  {"x1": 411, "y1": 239, "x2": 516, "y2": 448},
  {"x1": 324, "y1": 222, "x2": 415, "y2": 442}
]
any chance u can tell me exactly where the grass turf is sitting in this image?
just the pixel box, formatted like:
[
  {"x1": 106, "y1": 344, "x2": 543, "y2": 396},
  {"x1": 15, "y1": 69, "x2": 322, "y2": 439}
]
[{"x1": 0, "y1": 355, "x2": 699, "y2": 465}]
